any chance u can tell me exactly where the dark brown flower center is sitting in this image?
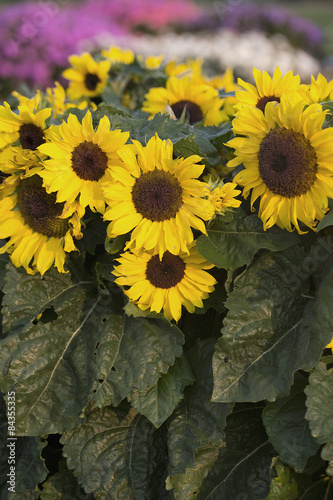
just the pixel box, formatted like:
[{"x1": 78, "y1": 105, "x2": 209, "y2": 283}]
[
  {"x1": 146, "y1": 251, "x2": 185, "y2": 288},
  {"x1": 84, "y1": 72, "x2": 100, "y2": 91},
  {"x1": 171, "y1": 100, "x2": 203, "y2": 124},
  {"x1": 17, "y1": 175, "x2": 69, "y2": 238},
  {"x1": 131, "y1": 169, "x2": 183, "y2": 222},
  {"x1": 256, "y1": 95, "x2": 281, "y2": 113},
  {"x1": 19, "y1": 123, "x2": 45, "y2": 150},
  {"x1": 258, "y1": 128, "x2": 318, "y2": 197},
  {"x1": 71, "y1": 141, "x2": 108, "y2": 181}
]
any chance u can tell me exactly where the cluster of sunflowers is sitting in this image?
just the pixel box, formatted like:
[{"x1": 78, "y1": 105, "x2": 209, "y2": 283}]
[{"x1": 1, "y1": 45, "x2": 333, "y2": 324}]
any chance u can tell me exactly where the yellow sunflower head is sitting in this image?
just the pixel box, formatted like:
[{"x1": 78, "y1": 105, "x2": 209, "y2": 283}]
[
  {"x1": 101, "y1": 46, "x2": 135, "y2": 65},
  {"x1": 113, "y1": 242, "x2": 217, "y2": 322},
  {"x1": 0, "y1": 102, "x2": 51, "y2": 152},
  {"x1": 102, "y1": 133, "x2": 215, "y2": 257},
  {"x1": 45, "y1": 82, "x2": 96, "y2": 119},
  {"x1": 38, "y1": 111, "x2": 129, "y2": 214},
  {"x1": 142, "y1": 75, "x2": 226, "y2": 126},
  {"x1": 137, "y1": 54, "x2": 164, "y2": 69},
  {"x1": 299, "y1": 73, "x2": 333, "y2": 104},
  {"x1": 235, "y1": 67, "x2": 302, "y2": 113},
  {"x1": 208, "y1": 179, "x2": 242, "y2": 213},
  {"x1": 0, "y1": 172, "x2": 82, "y2": 275},
  {"x1": 227, "y1": 99, "x2": 333, "y2": 233},
  {"x1": 62, "y1": 53, "x2": 111, "y2": 100}
]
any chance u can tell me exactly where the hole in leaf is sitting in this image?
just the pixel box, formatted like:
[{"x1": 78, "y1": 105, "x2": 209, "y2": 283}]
[
  {"x1": 102, "y1": 318, "x2": 107, "y2": 323},
  {"x1": 98, "y1": 379, "x2": 104, "y2": 383},
  {"x1": 32, "y1": 306, "x2": 58, "y2": 325},
  {"x1": 111, "y1": 367, "x2": 116, "y2": 372},
  {"x1": 95, "y1": 342, "x2": 100, "y2": 350}
]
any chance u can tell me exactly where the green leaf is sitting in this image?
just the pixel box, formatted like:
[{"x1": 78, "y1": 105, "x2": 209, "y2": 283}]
[
  {"x1": 213, "y1": 246, "x2": 333, "y2": 404},
  {"x1": 166, "y1": 445, "x2": 222, "y2": 500},
  {"x1": 264, "y1": 457, "x2": 299, "y2": 500},
  {"x1": 316, "y1": 210, "x2": 333, "y2": 231},
  {"x1": 305, "y1": 361, "x2": 333, "y2": 445},
  {"x1": 88, "y1": 315, "x2": 185, "y2": 408},
  {"x1": 40, "y1": 467, "x2": 87, "y2": 500},
  {"x1": 195, "y1": 403, "x2": 275, "y2": 499},
  {"x1": 106, "y1": 112, "x2": 192, "y2": 144},
  {"x1": 167, "y1": 339, "x2": 233, "y2": 476},
  {"x1": 0, "y1": 395, "x2": 47, "y2": 499},
  {"x1": 0, "y1": 264, "x2": 123, "y2": 435},
  {"x1": 61, "y1": 405, "x2": 168, "y2": 499},
  {"x1": 0, "y1": 252, "x2": 9, "y2": 292},
  {"x1": 197, "y1": 211, "x2": 300, "y2": 269},
  {"x1": 263, "y1": 373, "x2": 320, "y2": 472},
  {"x1": 128, "y1": 355, "x2": 194, "y2": 428},
  {"x1": 173, "y1": 133, "x2": 220, "y2": 167},
  {"x1": 306, "y1": 361, "x2": 333, "y2": 477}
]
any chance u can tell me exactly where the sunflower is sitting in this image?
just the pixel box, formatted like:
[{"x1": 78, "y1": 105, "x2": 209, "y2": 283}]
[
  {"x1": 101, "y1": 46, "x2": 135, "y2": 65},
  {"x1": 113, "y1": 242, "x2": 217, "y2": 322},
  {"x1": 299, "y1": 73, "x2": 333, "y2": 104},
  {"x1": 227, "y1": 99, "x2": 333, "y2": 232},
  {"x1": 102, "y1": 134, "x2": 214, "y2": 257},
  {"x1": 62, "y1": 53, "x2": 111, "y2": 100},
  {"x1": 0, "y1": 102, "x2": 51, "y2": 152},
  {"x1": 45, "y1": 82, "x2": 96, "y2": 118},
  {"x1": 0, "y1": 172, "x2": 82, "y2": 275},
  {"x1": 142, "y1": 75, "x2": 226, "y2": 126},
  {"x1": 235, "y1": 67, "x2": 301, "y2": 113},
  {"x1": 208, "y1": 180, "x2": 242, "y2": 213},
  {"x1": 37, "y1": 111, "x2": 129, "y2": 214}
]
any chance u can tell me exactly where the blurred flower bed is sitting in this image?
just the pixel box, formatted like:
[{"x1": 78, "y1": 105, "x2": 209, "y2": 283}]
[{"x1": 0, "y1": 0, "x2": 326, "y2": 97}]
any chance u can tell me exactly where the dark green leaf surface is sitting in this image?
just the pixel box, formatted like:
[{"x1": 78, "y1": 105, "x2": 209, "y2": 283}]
[
  {"x1": 61, "y1": 405, "x2": 167, "y2": 500},
  {"x1": 40, "y1": 467, "x2": 88, "y2": 500},
  {"x1": 0, "y1": 396, "x2": 47, "y2": 500},
  {"x1": 166, "y1": 445, "x2": 222, "y2": 500},
  {"x1": 89, "y1": 315, "x2": 185, "y2": 408},
  {"x1": 197, "y1": 212, "x2": 300, "y2": 269},
  {"x1": 213, "y1": 247, "x2": 332, "y2": 403},
  {"x1": 264, "y1": 457, "x2": 299, "y2": 500},
  {"x1": 195, "y1": 403, "x2": 275, "y2": 499},
  {"x1": 0, "y1": 264, "x2": 112, "y2": 435},
  {"x1": 263, "y1": 373, "x2": 320, "y2": 472},
  {"x1": 167, "y1": 340, "x2": 233, "y2": 476},
  {"x1": 305, "y1": 362, "x2": 333, "y2": 444},
  {"x1": 129, "y1": 354, "x2": 194, "y2": 428}
]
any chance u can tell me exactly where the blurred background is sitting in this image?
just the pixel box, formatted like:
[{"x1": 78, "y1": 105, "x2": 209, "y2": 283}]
[{"x1": 0, "y1": 0, "x2": 332, "y2": 97}]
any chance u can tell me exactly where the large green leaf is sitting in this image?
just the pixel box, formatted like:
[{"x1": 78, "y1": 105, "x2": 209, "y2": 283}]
[
  {"x1": 305, "y1": 361, "x2": 333, "y2": 476},
  {"x1": 61, "y1": 404, "x2": 169, "y2": 499},
  {"x1": 166, "y1": 445, "x2": 222, "y2": 500},
  {"x1": 89, "y1": 315, "x2": 185, "y2": 409},
  {"x1": 0, "y1": 264, "x2": 115, "y2": 435},
  {"x1": 197, "y1": 211, "x2": 300, "y2": 269},
  {"x1": 40, "y1": 467, "x2": 88, "y2": 500},
  {"x1": 173, "y1": 134, "x2": 220, "y2": 167},
  {"x1": 212, "y1": 247, "x2": 333, "y2": 403},
  {"x1": 128, "y1": 354, "x2": 194, "y2": 428},
  {"x1": 167, "y1": 339, "x2": 233, "y2": 476},
  {"x1": 263, "y1": 373, "x2": 320, "y2": 472},
  {"x1": 193, "y1": 403, "x2": 275, "y2": 499},
  {"x1": 0, "y1": 395, "x2": 47, "y2": 499},
  {"x1": 264, "y1": 457, "x2": 299, "y2": 500},
  {"x1": 309, "y1": 357, "x2": 333, "y2": 478}
]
